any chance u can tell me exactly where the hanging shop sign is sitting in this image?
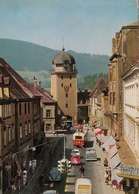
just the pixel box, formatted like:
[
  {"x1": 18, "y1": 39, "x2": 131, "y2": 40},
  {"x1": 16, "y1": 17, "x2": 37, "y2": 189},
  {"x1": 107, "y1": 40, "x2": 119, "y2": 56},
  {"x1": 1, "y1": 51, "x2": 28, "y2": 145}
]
[{"x1": 120, "y1": 163, "x2": 139, "y2": 176}]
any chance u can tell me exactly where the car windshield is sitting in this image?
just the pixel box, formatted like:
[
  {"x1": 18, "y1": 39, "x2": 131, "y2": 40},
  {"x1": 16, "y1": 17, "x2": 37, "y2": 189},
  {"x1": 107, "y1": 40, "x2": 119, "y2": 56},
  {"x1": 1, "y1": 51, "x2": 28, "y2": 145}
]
[{"x1": 74, "y1": 156, "x2": 80, "y2": 159}]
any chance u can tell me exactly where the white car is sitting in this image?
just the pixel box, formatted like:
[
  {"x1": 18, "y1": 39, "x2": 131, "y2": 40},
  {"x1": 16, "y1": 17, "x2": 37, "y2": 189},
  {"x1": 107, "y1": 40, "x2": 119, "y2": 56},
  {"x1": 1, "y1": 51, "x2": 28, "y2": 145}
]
[
  {"x1": 71, "y1": 149, "x2": 80, "y2": 156},
  {"x1": 43, "y1": 190, "x2": 58, "y2": 194}
]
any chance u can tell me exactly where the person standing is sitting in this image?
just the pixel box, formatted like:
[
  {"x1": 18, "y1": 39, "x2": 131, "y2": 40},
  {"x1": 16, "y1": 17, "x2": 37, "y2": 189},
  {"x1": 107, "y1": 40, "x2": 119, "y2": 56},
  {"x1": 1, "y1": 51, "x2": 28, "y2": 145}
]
[
  {"x1": 108, "y1": 167, "x2": 112, "y2": 181},
  {"x1": 38, "y1": 173, "x2": 44, "y2": 189},
  {"x1": 79, "y1": 166, "x2": 85, "y2": 176},
  {"x1": 10, "y1": 177, "x2": 15, "y2": 191},
  {"x1": 22, "y1": 172, "x2": 27, "y2": 186}
]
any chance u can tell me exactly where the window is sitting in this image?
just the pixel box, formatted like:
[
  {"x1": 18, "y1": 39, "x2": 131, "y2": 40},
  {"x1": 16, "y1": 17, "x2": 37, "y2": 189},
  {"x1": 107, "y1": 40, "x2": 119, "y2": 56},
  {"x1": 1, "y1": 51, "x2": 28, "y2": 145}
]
[
  {"x1": 70, "y1": 76, "x2": 72, "y2": 79},
  {"x1": 61, "y1": 75, "x2": 63, "y2": 79},
  {"x1": 46, "y1": 110, "x2": 51, "y2": 118},
  {"x1": 11, "y1": 124, "x2": 14, "y2": 140},
  {"x1": 3, "y1": 87, "x2": 9, "y2": 98},
  {"x1": 34, "y1": 103, "x2": 37, "y2": 115},
  {"x1": 28, "y1": 121, "x2": 31, "y2": 134},
  {"x1": 28, "y1": 103, "x2": 30, "y2": 114},
  {"x1": 12, "y1": 103, "x2": 15, "y2": 116},
  {"x1": 19, "y1": 103, "x2": 21, "y2": 115},
  {"x1": 61, "y1": 83, "x2": 63, "y2": 87},
  {"x1": 4, "y1": 128, "x2": 6, "y2": 147},
  {"x1": 4, "y1": 104, "x2": 11, "y2": 117},
  {"x1": 66, "y1": 94, "x2": 68, "y2": 97},
  {"x1": 20, "y1": 124, "x2": 22, "y2": 139},
  {"x1": 8, "y1": 127, "x2": 11, "y2": 143},
  {"x1": 25, "y1": 122, "x2": 27, "y2": 136},
  {"x1": 66, "y1": 103, "x2": 68, "y2": 108},
  {"x1": 24, "y1": 104, "x2": 26, "y2": 115},
  {"x1": 113, "y1": 92, "x2": 116, "y2": 106},
  {"x1": 70, "y1": 84, "x2": 72, "y2": 87},
  {"x1": 0, "y1": 87, "x2": 3, "y2": 98}
]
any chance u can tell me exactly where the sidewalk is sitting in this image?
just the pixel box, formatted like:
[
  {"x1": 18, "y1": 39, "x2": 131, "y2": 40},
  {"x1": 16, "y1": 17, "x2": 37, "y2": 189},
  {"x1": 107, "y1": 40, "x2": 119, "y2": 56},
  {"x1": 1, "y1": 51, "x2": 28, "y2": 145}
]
[{"x1": 117, "y1": 139, "x2": 138, "y2": 166}]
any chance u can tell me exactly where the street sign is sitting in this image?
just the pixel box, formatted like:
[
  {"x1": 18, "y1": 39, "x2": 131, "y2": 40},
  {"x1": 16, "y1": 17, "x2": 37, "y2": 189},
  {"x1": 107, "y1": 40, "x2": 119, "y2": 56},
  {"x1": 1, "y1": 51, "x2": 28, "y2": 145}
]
[{"x1": 112, "y1": 180, "x2": 117, "y2": 186}]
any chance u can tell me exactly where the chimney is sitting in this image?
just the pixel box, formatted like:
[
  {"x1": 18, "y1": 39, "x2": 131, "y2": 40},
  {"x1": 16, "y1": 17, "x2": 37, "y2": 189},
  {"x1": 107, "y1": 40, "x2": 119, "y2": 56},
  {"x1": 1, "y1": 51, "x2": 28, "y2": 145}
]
[
  {"x1": 34, "y1": 77, "x2": 37, "y2": 88},
  {"x1": 39, "y1": 82, "x2": 41, "y2": 87}
]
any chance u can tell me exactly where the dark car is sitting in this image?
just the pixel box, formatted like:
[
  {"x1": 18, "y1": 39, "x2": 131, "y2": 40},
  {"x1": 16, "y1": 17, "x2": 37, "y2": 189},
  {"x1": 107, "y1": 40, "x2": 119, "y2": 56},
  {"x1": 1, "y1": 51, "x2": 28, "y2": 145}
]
[{"x1": 48, "y1": 167, "x2": 61, "y2": 181}]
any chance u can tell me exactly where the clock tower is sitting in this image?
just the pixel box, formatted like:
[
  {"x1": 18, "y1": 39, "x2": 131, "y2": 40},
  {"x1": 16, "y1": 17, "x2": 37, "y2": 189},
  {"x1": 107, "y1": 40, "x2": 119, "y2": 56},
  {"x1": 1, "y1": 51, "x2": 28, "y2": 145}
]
[{"x1": 51, "y1": 48, "x2": 78, "y2": 125}]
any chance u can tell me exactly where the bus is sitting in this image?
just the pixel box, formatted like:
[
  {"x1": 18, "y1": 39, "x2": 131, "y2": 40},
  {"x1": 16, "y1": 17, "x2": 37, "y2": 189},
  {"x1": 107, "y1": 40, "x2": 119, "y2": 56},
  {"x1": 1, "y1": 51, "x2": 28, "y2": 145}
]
[
  {"x1": 75, "y1": 178, "x2": 93, "y2": 194},
  {"x1": 86, "y1": 147, "x2": 97, "y2": 161},
  {"x1": 72, "y1": 130, "x2": 87, "y2": 147}
]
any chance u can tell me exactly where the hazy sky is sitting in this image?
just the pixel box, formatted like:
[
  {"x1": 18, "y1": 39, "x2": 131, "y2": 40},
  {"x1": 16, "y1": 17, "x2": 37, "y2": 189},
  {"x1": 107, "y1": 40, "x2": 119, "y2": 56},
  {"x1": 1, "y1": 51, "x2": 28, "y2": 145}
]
[{"x1": 0, "y1": 0, "x2": 138, "y2": 55}]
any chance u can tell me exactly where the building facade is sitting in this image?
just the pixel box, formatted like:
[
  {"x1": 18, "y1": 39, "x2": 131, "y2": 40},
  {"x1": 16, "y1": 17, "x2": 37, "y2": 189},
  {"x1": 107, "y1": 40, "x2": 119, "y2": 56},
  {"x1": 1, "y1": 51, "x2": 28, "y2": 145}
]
[{"x1": 0, "y1": 58, "x2": 42, "y2": 193}]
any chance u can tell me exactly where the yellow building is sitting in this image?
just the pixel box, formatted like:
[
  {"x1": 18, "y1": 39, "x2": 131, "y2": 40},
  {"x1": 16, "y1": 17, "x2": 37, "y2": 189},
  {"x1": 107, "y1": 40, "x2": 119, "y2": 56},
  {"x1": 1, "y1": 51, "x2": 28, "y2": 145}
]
[{"x1": 51, "y1": 48, "x2": 78, "y2": 125}]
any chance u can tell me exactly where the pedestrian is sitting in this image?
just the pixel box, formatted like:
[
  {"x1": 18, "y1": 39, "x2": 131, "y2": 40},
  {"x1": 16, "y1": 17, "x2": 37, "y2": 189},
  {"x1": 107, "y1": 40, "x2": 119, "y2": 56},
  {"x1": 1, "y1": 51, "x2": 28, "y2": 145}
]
[
  {"x1": 23, "y1": 168, "x2": 27, "y2": 176},
  {"x1": 17, "y1": 169, "x2": 22, "y2": 183},
  {"x1": 79, "y1": 165, "x2": 85, "y2": 176},
  {"x1": 105, "y1": 169, "x2": 109, "y2": 184},
  {"x1": 108, "y1": 167, "x2": 112, "y2": 181},
  {"x1": 104, "y1": 158, "x2": 108, "y2": 167},
  {"x1": 10, "y1": 177, "x2": 15, "y2": 191},
  {"x1": 38, "y1": 173, "x2": 44, "y2": 189},
  {"x1": 32, "y1": 160, "x2": 36, "y2": 173},
  {"x1": 22, "y1": 172, "x2": 27, "y2": 186},
  {"x1": 29, "y1": 160, "x2": 32, "y2": 168}
]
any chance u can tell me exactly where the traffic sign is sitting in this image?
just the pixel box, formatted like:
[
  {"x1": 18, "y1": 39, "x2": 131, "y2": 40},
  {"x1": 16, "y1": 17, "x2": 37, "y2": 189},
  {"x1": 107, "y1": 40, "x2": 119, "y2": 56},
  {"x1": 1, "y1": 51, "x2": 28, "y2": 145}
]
[{"x1": 112, "y1": 180, "x2": 117, "y2": 186}]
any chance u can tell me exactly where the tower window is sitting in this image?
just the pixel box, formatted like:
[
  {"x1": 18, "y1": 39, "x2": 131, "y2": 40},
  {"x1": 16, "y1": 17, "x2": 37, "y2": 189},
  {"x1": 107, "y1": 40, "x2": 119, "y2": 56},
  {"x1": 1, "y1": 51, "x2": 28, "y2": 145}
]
[
  {"x1": 61, "y1": 76, "x2": 63, "y2": 79},
  {"x1": 66, "y1": 103, "x2": 68, "y2": 108},
  {"x1": 70, "y1": 76, "x2": 72, "y2": 79},
  {"x1": 61, "y1": 83, "x2": 63, "y2": 87},
  {"x1": 66, "y1": 94, "x2": 68, "y2": 97},
  {"x1": 70, "y1": 84, "x2": 72, "y2": 87}
]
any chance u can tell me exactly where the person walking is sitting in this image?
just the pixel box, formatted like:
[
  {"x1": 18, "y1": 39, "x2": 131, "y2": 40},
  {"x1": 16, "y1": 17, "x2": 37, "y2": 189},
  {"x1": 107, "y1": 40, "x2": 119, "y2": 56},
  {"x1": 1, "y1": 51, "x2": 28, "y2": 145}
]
[
  {"x1": 79, "y1": 166, "x2": 85, "y2": 177},
  {"x1": 10, "y1": 177, "x2": 15, "y2": 191},
  {"x1": 22, "y1": 172, "x2": 27, "y2": 186},
  {"x1": 104, "y1": 158, "x2": 108, "y2": 167},
  {"x1": 38, "y1": 173, "x2": 44, "y2": 190},
  {"x1": 108, "y1": 167, "x2": 112, "y2": 181}
]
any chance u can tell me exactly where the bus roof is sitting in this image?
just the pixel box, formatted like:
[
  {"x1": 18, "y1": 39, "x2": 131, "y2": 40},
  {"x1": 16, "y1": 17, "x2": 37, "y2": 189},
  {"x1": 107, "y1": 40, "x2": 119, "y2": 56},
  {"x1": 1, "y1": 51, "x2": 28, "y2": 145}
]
[{"x1": 76, "y1": 178, "x2": 92, "y2": 185}]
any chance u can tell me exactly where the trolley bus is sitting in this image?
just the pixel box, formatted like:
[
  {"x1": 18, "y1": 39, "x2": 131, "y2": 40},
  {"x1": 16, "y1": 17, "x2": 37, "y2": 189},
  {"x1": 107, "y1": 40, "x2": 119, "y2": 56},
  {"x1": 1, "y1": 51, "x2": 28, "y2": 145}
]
[
  {"x1": 75, "y1": 178, "x2": 93, "y2": 194},
  {"x1": 72, "y1": 130, "x2": 87, "y2": 147}
]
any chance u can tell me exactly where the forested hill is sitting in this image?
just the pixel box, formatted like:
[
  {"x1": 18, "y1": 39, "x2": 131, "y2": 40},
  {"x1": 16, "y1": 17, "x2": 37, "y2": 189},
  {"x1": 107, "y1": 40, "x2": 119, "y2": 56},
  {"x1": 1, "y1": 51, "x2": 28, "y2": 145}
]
[{"x1": 0, "y1": 39, "x2": 110, "y2": 88}]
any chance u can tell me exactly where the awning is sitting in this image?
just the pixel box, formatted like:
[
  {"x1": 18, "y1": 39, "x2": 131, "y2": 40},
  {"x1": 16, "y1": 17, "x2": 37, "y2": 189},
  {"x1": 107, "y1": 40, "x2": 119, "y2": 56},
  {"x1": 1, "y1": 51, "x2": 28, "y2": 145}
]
[
  {"x1": 112, "y1": 168, "x2": 123, "y2": 183},
  {"x1": 109, "y1": 152, "x2": 121, "y2": 170},
  {"x1": 94, "y1": 128, "x2": 102, "y2": 135},
  {"x1": 108, "y1": 144, "x2": 118, "y2": 159},
  {"x1": 96, "y1": 134, "x2": 108, "y2": 143},
  {"x1": 102, "y1": 136, "x2": 116, "y2": 152}
]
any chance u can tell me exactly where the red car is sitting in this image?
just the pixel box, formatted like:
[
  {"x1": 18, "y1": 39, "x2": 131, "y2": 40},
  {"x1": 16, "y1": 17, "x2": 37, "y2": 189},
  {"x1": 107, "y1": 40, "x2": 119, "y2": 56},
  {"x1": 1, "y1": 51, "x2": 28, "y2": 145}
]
[{"x1": 71, "y1": 154, "x2": 82, "y2": 164}]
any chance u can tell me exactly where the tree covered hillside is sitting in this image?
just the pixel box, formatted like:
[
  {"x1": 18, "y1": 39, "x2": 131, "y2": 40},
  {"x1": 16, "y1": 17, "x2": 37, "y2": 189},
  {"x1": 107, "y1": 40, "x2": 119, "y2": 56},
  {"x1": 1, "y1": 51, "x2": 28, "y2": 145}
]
[{"x1": 0, "y1": 39, "x2": 110, "y2": 88}]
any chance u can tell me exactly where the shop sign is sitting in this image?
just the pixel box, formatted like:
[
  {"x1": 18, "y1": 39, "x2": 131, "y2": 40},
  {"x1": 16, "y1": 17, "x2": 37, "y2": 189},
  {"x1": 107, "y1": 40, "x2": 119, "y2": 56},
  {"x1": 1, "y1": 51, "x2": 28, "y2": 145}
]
[{"x1": 120, "y1": 163, "x2": 139, "y2": 176}]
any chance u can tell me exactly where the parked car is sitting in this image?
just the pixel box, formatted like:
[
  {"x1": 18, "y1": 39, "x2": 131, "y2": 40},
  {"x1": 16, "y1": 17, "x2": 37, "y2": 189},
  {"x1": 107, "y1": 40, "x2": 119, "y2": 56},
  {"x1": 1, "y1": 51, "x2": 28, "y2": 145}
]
[
  {"x1": 43, "y1": 190, "x2": 58, "y2": 194},
  {"x1": 71, "y1": 149, "x2": 80, "y2": 156},
  {"x1": 83, "y1": 123, "x2": 89, "y2": 131},
  {"x1": 86, "y1": 147, "x2": 97, "y2": 161},
  {"x1": 48, "y1": 167, "x2": 61, "y2": 181},
  {"x1": 71, "y1": 154, "x2": 82, "y2": 164}
]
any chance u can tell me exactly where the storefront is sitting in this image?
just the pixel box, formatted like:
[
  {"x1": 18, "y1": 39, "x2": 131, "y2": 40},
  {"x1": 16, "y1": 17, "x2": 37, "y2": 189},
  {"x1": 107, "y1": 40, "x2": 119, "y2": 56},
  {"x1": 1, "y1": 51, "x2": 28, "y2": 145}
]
[{"x1": 117, "y1": 163, "x2": 139, "y2": 193}]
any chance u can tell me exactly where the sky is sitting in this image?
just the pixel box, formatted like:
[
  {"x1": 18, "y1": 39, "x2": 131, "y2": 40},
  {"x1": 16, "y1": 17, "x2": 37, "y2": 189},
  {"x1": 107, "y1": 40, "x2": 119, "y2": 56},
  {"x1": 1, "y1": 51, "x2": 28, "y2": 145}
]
[{"x1": 0, "y1": 0, "x2": 138, "y2": 56}]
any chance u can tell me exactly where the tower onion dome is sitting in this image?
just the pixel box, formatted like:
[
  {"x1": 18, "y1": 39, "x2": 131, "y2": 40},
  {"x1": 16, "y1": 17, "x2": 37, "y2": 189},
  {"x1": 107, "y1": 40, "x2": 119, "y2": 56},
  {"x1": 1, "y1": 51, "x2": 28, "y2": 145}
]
[{"x1": 52, "y1": 48, "x2": 76, "y2": 65}]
